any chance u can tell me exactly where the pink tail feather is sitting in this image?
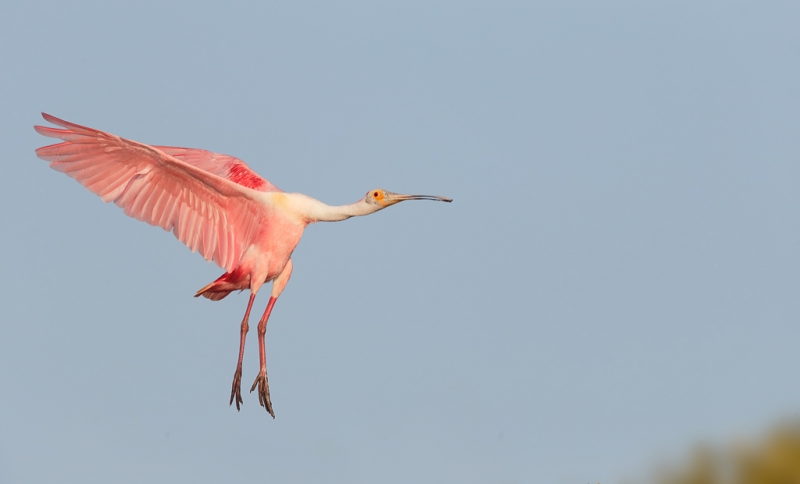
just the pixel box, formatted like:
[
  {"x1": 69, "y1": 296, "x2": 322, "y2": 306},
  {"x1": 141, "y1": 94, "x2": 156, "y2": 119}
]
[{"x1": 195, "y1": 269, "x2": 248, "y2": 300}]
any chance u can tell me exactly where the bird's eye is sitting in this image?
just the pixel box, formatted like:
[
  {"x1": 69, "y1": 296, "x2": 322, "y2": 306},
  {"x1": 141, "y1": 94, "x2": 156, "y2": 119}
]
[{"x1": 373, "y1": 191, "x2": 380, "y2": 198}]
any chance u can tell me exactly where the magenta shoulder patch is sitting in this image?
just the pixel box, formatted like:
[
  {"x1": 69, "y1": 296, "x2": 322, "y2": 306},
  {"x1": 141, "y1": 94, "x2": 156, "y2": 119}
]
[{"x1": 227, "y1": 162, "x2": 268, "y2": 191}]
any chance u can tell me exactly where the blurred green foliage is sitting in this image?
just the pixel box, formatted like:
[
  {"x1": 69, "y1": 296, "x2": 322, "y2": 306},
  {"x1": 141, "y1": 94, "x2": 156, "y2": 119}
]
[{"x1": 652, "y1": 422, "x2": 800, "y2": 484}]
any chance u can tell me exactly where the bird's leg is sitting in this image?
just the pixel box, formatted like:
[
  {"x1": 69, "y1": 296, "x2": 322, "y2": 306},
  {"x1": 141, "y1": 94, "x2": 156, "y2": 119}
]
[
  {"x1": 251, "y1": 296, "x2": 277, "y2": 418},
  {"x1": 230, "y1": 293, "x2": 256, "y2": 410},
  {"x1": 249, "y1": 260, "x2": 292, "y2": 418}
]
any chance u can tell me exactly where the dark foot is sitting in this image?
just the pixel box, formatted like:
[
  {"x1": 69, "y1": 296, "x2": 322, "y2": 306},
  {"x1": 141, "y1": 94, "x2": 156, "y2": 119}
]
[
  {"x1": 250, "y1": 372, "x2": 274, "y2": 418},
  {"x1": 230, "y1": 366, "x2": 243, "y2": 410}
]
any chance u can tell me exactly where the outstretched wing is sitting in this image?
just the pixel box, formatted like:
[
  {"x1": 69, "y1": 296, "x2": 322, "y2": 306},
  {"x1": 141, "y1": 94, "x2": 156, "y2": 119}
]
[
  {"x1": 34, "y1": 113, "x2": 270, "y2": 273},
  {"x1": 153, "y1": 146, "x2": 281, "y2": 192}
]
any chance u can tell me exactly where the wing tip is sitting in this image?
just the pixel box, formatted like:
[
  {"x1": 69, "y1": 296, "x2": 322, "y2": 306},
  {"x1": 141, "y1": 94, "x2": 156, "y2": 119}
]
[
  {"x1": 41, "y1": 112, "x2": 63, "y2": 125},
  {"x1": 37, "y1": 112, "x2": 97, "y2": 134},
  {"x1": 35, "y1": 113, "x2": 69, "y2": 138}
]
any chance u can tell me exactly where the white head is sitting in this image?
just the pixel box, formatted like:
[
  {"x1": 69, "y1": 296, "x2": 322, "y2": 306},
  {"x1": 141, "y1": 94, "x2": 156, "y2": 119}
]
[{"x1": 363, "y1": 188, "x2": 452, "y2": 211}]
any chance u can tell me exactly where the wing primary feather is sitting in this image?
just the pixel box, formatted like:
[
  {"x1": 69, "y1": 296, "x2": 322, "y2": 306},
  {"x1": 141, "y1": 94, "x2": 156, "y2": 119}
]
[
  {"x1": 95, "y1": 167, "x2": 138, "y2": 203},
  {"x1": 185, "y1": 199, "x2": 198, "y2": 250},
  {"x1": 128, "y1": 177, "x2": 156, "y2": 222},
  {"x1": 196, "y1": 200, "x2": 209, "y2": 257},
  {"x1": 114, "y1": 173, "x2": 140, "y2": 206},
  {"x1": 219, "y1": 212, "x2": 230, "y2": 270},
  {"x1": 160, "y1": 192, "x2": 180, "y2": 231},
  {"x1": 118, "y1": 175, "x2": 148, "y2": 217},
  {"x1": 139, "y1": 178, "x2": 165, "y2": 223},
  {"x1": 50, "y1": 154, "x2": 111, "y2": 173},
  {"x1": 177, "y1": 200, "x2": 190, "y2": 245},
  {"x1": 205, "y1": 209, "x2": 218, "y2": 260},
  {"x1": 81, "y1": 170, "x2": 126, "y2": 198},
  {"x1": 150, "y1": 182, "x2": 175, "y2": 225},
  {"x1": 148, "y1": 185, "x2": 171, "y2": 228},
  {"x1": 71, "y1": 164, "x2": 115, "y2": 186},
  {"x1": 69, "y1": 161, "x2": 115, "y2": 181},
  {"x1": 186, "y1": 204, "x2": 201, "y2": 252}
]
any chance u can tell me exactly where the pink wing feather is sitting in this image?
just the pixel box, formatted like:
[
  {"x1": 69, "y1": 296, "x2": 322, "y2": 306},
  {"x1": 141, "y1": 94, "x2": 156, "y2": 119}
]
[
  {"x1": 153, "y1": 146, "x2": 281, "y2": 192},
  {"x1": 34, "y1": 113, "x2": 272, "y2": 273}
]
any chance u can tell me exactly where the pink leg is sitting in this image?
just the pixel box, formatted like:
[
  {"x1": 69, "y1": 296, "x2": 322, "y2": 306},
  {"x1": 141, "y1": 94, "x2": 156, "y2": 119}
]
[
  {"x1": 250, "y1": 296, "x2": 277, "y2": 418},
  {"x1": 230, "y1": 293, "x2": 256, "y2": 410}
]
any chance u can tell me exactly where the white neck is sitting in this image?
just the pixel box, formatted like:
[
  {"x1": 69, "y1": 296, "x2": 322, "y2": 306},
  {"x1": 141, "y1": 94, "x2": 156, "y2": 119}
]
[{"x1": 283, "y1": 193, "x2": 382, "y2": 223}]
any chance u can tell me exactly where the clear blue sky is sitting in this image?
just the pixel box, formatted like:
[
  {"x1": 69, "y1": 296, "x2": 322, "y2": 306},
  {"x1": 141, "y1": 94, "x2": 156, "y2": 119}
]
[{"x1": 2, "y1": 1, "x2": 800, "y2": 482}]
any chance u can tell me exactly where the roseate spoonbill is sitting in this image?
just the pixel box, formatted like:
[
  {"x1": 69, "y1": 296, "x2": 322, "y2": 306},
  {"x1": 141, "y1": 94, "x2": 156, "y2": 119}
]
[{"x1": 34, "y1": 113, "x2": 451, "y2": 418}]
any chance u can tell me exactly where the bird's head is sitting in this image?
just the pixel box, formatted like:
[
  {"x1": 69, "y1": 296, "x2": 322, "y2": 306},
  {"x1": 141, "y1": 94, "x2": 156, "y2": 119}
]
[{"x1": 364, "y1": 188, "x2": 452, "y2": 209}]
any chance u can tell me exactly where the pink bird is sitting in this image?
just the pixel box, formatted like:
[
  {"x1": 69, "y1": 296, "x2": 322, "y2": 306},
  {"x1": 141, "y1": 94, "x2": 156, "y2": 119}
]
[{"x1": 34, "y1": 113, "x2": 451, "y2": 418}]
